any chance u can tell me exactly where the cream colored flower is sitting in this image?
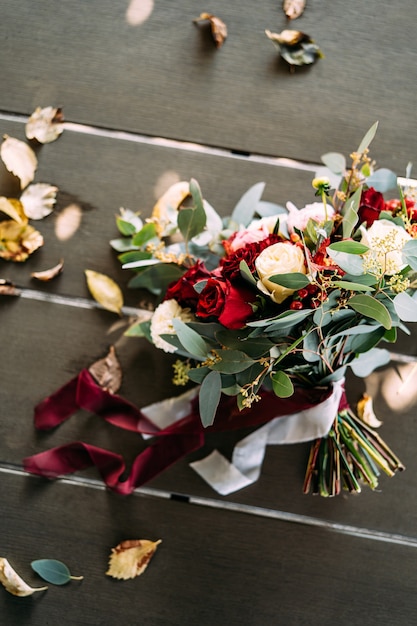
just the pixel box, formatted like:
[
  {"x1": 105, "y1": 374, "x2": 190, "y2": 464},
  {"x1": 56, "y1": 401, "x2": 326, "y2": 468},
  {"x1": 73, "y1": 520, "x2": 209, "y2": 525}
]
[
  {"x1": 255, "y1": 242, "x2": 306, "y2": 304},
  {"x1": 360, "y1": 219, "x2": 411, "y2": 276},
  {"x1": 150, "y1": 299, "x2": 195, "y2": 353}
]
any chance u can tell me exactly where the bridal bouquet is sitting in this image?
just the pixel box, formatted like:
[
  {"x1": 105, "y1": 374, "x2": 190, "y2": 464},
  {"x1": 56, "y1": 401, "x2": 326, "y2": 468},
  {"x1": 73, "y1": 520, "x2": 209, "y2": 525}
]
[{"x1": 108, "y1": 122, "x2": 416, "y2": 496}]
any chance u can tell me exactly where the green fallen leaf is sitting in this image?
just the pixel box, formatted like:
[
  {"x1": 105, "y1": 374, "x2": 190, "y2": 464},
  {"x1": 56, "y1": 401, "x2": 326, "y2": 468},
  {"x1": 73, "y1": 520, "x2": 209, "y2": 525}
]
[{"x1": 31, "y1": 559, "x2": 83, "y2": 586}]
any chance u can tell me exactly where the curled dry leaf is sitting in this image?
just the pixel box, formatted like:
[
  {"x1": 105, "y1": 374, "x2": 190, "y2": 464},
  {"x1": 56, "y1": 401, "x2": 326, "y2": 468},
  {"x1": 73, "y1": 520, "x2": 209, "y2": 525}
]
[
  {"x1": 25, "y1": 106, "x2": 64, "y2": 144},
  {"x1": 265, "y1": 29, "x2": 323, "y2": 68},
  {"x1": 193, "y1": 13, "x2": 227, "y2": 48},
  {"x1": 20, "y1": 183, "x2": 58, "y2": 220},
  {"x1": 106, "y1": 540, "x2": 162, "y2": 580},
  {"x1": 0, "y1": 558, "x2": 48, "y2": 596},
  {"x1": 0, "y1": 279, "x2": 20, "y2": 296},
  {"x1": 0, "y1": 197, "x2": 27, "y2": 224},
  {"x1": 357, "y1": 393, "x2": 383, "y2": 428},
  {"x1": 0, "y1": 220, "x2": 44, "y2": 262},
  {"x1": 88, "y1": 345, "x2": 122, "y2": 394},
  {"x1": 152, "y1": 181, "x2": 190, "y2": 236},
  {"x1": 0, "y1": 135, "x2": 37, "y2": 189},
  {"x1": 283, "y1": 0, "x2": 306, "y2": 20},
  {"x1": 31, "y1": 259, "x2": 64, "y2": 282},
  {"x1": 54, "y1": 203, "x2": 82, "y2": 241},
  {"x1": 85, "y1": 269, "x2": 124, "y2": 315}
]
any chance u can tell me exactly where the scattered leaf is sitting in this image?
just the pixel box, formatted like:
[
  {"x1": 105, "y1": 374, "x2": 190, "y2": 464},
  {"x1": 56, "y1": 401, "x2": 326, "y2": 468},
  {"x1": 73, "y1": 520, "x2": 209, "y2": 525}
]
[
  {"x1": 54, "y1": 203, "x2": 82, "y2": 241},
  {"x1": 283, "y1": 0, "x2": 306, "y2": 20},
  {"x1": 85, "y1": 269, "x2": 124, "y2": 315},
  {"x1": 0, "y1": 197, "x2": 27, "y2": 224},
  {"x1": 88, "y1": 345, "x2": 122, "y2": 394},
  {"x1": 265, "y1": 29, "x2": 323, "y2": 68},
  {"x1": 0, "y1": 220, "x2": 44, "y2": 262},
  {"x1": 20, "y1": 183, "x2": 58, "y2": 220},
  {"x1": 193, "y1": 13, "x2": 227, "y2": 48},
  {"x1": 0, "y1": 135, "x2": 38, "y2": 189},
  {"x1": 106, "y1": 539, "x2": 162, "y2": 580},
  {"x1": 25, "y1": 106, "x2": 64, "y2": 144},
  {"x1": 0, "y1": 557, "x2": 48, "y2": 596},
  {"x1": 0, "y1": 279, "x2": 20, "y2": 296},
  {"x1": 357, "y1": 393, "x2": 383, "y2": 428},
  {"x1": 31, "y1": 559, "x2": 83, "y2": 585},
  {"x1": 31, "y1": 259, "x2": 64, "y2": 282}
]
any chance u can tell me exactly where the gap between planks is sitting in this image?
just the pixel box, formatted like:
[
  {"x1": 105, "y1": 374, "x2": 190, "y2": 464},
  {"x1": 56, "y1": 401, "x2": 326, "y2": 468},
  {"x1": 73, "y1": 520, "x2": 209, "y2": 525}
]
[{"x1": 1, "y1": 463, "x2": 417, "y2": 549}]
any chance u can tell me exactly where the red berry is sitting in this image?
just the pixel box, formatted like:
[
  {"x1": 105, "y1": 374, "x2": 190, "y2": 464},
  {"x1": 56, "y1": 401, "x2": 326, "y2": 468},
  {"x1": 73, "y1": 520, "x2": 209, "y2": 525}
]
[
  {"x1": 306, "y1": 283, "x2": 318, "y2": 295},
  {"x1": 297, "y1": 288, "x2": 309, "y2": 299},
  {"x1": 290, "y1": 300, "x2": 303, "y2": 310}
]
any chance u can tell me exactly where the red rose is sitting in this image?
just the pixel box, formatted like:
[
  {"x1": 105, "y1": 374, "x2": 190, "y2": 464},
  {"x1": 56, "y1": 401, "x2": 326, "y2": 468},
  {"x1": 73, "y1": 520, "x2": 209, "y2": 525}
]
[
  {"x1": 164, "y1": 261, "x2": 211, "y2": 308},
  {"x1": 196, "y1": 277, "x2": 256, "y2": 329},
  {"x1": 221, "y1": 234, "x2": 281, "y2": 280},
  {"x1": 385, "y1": 197, "x2": 417, "y2": 220},
  {"x1": 358, "y1": 187, "x2": 386, "y2": 226}
]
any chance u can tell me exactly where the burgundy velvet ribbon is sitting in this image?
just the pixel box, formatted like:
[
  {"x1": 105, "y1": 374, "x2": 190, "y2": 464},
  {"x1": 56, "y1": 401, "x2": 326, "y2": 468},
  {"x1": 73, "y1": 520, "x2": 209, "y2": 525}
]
[{"x1": 23, "y1": 369, "x2": 335, "y2": 494}]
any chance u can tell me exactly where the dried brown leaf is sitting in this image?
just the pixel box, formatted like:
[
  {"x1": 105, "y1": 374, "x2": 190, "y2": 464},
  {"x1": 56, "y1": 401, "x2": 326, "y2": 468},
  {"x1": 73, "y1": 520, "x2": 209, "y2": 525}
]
[
  {"x1": 54, "y1": 203, "x2": 82, "y2": 241},
  {"x1": 0, "y1": 279, "x2": 20, "y2": 296},
  {"x1": 194, "y1": 13, "x2": 227, "y2": 48},
  {"x1": 25, "y1": 106, "x2": 64, "y2": 144},
  {"x1": 31, "y1": 259, "x2": 64, "y2": 282},
  {"x1": 0, "y1": 136, "x2": 37, "y2": 189},
  {"x1": 88, "y1": 345, "x2": 122, "y2": 394},
  {"x1": 357, "y1": 393, "x2": 383, "y2": 428},
  {"x1": 283, "y1": 0, "x2": 306, "y2": 20},
  {"x1": 0, "y1": 220, "x2": 44, "y2": 262},
  {"x1": 0, "y1": 558, "x2": 48, "y2": 596},
  {"x1": 106, "y1": 540, "x2": 162, "y2": 580},
  {"x1": 20, "y1": 183, "x2": 58, "y2": 220},
  {"x1": 0, "y1": 197, "x2": 27, "y2": 224},
  {"x1": 85, "y1": 269, "x2": 124, "y2": 315}
]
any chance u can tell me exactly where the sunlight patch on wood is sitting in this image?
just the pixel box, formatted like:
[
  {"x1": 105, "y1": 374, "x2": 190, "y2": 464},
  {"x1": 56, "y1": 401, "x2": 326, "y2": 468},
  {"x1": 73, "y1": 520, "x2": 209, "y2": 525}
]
[
  {"x1": 125, "y1": 0, "x2": 154, "y2": 26},
  {"x1": 368, "y1": 363, "x2": 417, "y2": 412},
  {"x1": 54, "y1": 203, "x2": 82, "y2": 241}
]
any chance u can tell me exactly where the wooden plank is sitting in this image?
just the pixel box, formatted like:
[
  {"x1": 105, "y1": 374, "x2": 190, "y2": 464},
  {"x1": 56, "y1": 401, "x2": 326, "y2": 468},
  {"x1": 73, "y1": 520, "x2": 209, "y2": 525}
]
[
  {"x1": 1, "y1": 298, "x2": 417, "y2": 538},
  {"x1": 0, "y1": 1, "x2": 416, "y2": 169},
  {"x1": 1, "y1": 471, "x2": 417, "y2": 626},
  {"x1": 0, "y1": 118, "x2": 316, "y2": 302}
]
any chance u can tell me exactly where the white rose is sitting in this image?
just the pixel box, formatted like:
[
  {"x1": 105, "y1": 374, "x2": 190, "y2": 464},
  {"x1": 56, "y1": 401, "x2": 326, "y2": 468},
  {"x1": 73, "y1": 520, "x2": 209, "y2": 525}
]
[
  {"x1": 255, "y1": 242, "x2": 307, "y2": 304},
  {"x1": 150, "y1": 299, "x2": 195, "y2": 353},
  {"x1": 360, "y1": 219, "x2": 411, "y2": 275},
  {"x1": 286, "y1": 201, "x2": 335, "y2": 233}
]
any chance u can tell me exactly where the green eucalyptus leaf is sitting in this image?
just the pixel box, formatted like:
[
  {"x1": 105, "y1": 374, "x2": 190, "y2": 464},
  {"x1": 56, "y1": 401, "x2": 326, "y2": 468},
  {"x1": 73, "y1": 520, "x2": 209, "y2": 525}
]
[
  {"x1": 341, "y1": 186, "x2": 361, "y2": 238},
  {"x1": 31, "y1": 560, "x2": 83, "y2": 586},
  {"x1": 402, "y1": 240, "x2": 417, "y2": 271},
  {"x1": 199, "y1": 371, "x2": 222, "y2": 427},
  {"x1": 230, "y1": 182, "x2": 265, "y2": 227},
  {"x1": 239, "y1": 260, "x2": 257, "y2": 285},
  {"x1": 366, "y1": 168, "x2": 398, "y2": 192},
  {"x1": 357, "y1": 121, "x2": 379, "y2": 154},
  {"x1": 271, "y1": 370, "x2": 294, "y2": 398},
  {"x1": 132, "y1": 223, "x2": 158, "y2": 247},
  {"x1": 349, "y1": 326, "x2": 385, "y2": 353},
  {"x1": 394, "y1": 291, "x2": 417, "y2": 322},
  {"x1": 118, "y1": 250, "x2": 153, "y2": 265},
  {"x1": 110, "y1": 237, "x2": 138, "y2": 252},
  {"x1": 268, "y1": 272, "x2": 311, "y2": 289},
  {"x1": 333, "y1": 280, "x2": 374, "y2": 292},
  {"x1": 320, "y1": 152, "x2": 346, "y2": 175},
  {"x1": 128, "y1": 264, "x2": 184, "y2": 294},
  {"x1": 189, "y1": 178, "x2": 205, "y2": 214},
  {"x1": 326, "y1": 248, "x2": 364, "y2": 275},
  {"x1": 125, "y1": 320, "x2": 151, "y2": 338},
  {"x1": 178, "y1": 205, "x2": 207, "y2": 242},
  {"x1": 172, "y1": 318, "x2": 209, "y2": 358},
  {"x1": 211, "y1": 350, "x2": 256, "y2": 374},
  {"x1": 350, "y1": 347, "x2": 390, "y2": 377},
  {"x1": 348, "y1": 294, "x2": 392, "y2": 329},
  {"x1": 328, "y1": 241, "x2": 369, "y2": 255}
]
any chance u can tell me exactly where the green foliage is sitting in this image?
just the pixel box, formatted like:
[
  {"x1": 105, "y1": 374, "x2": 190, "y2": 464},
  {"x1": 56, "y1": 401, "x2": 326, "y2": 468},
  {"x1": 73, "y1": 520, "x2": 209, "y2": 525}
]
[
  {"x1": 31, "y1": 560, "x2": 83, "y2": 585},
  {"x1": 199, "y1": 370, "x2": 222, "y2": 427},
  {"x1": 230, "y1": 182, "x2": 266, "y2": 226},
  {"x1": 348, "y1": 294, "x2": 392, "y2": 329},
  {"x1": 271, "y1": 370, "x2": 294, "y2": 398}
]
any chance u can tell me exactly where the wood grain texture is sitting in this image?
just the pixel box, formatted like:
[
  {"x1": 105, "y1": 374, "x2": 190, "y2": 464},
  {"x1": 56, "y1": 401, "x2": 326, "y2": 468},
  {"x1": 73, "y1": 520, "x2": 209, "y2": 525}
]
[
  {"x1": 0, "y1": 1, "x2": 416, "y2": 169},
  {"x1": 1, "y1": 472, "x2": 417, "y2": 626}
]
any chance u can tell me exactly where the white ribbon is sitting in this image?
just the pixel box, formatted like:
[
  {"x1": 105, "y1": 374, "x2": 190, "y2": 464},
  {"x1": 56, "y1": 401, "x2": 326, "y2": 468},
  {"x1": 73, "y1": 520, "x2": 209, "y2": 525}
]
[{"x1": 140, "y1": 380, "x2": 345, "y2": 496}]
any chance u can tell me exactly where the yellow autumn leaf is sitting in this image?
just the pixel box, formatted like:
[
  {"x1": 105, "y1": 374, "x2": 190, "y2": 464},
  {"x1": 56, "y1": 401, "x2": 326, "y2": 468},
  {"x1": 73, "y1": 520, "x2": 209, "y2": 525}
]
[
  {"x1": 85, "y1": 269, "x2": 124, "y2": 315},
  {"x1": 0, "y1": 558, "x2": 48, "y2": 597},
  {"x1": 88, "y1": 345, "x2": 122, "y2": 394},
  {"x1": 283, "y1": 0, "x2": 306, "y2": 20},
  {"x1": 1, "y1": 135, "x2": 37, "y2": 189},
  {"x1": 0, "y1": 196, "x2": 27, "y2": 224},
  {"x1": 25, "y1": 106, "x2": 64, "y2": 144},
  {"x1": 151, "y1": 180, "x2": 190, "y2": 236},
  {"x1": 0, "y1": 220, "x2": 44, "y2": 262},
  {"x1": 20, "y1": 183, "x2": 58, "y2": 220},
  {"x1": 106, "y1": 539, "x2": 162, "y2": 580},
  {"x1": 357, "y1": 393, "x2": 383, "y2": 428}
]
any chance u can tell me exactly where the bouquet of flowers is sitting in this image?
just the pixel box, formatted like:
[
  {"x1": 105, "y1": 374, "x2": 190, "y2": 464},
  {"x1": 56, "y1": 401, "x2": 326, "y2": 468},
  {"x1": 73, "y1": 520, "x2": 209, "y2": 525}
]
[{"x1": 109, "y1": 122, "x2": 417, "y2": 497}]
